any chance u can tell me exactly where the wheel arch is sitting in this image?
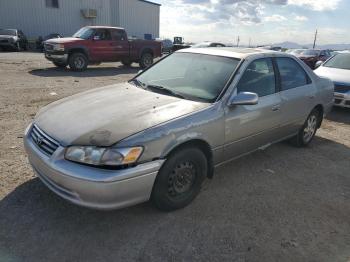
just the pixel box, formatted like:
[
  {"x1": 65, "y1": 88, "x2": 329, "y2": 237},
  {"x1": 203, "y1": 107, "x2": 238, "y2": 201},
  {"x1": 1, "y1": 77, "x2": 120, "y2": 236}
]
[
  {"x1": 162, "y1": 139, "x2": 214, "y2": 179},
  {"x1": 67, "y1": 47, "x2": 89, "y2": 59},
  {"x1": 313, "y1": 104, "x2": 324, "y2": 128}
]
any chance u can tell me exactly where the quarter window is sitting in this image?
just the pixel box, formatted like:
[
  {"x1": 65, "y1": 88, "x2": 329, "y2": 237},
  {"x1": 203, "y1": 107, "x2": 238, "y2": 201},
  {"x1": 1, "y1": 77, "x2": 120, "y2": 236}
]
[
  {"x1": 237, "y1": 58, "x2": 276, "y2": 97},
  {"x1": 276, "y1": 57, "x2": 309, "y2": 91},
  {"x1": 46, "y1": 0, "x2": 59, "y2": 8}
]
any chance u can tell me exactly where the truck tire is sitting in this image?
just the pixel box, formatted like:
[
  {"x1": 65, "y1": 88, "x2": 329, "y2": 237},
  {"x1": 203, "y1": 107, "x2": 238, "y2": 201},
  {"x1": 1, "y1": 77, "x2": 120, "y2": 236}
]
[
  {"x1": 139, "y1": 53, "x2": 153, "y2": 69},
  {"x1": 68, "y1": 52, "x2": 88, "y2": 71},
  {"x1": 151, "y1": 147, "x2": 207, "y2": 211},
  {"x1": 121, "y1": 59, "x2": 132, "y2": 67},
  {"x1": 53, "y1": 62, "x2": 67, "y2": 68}
]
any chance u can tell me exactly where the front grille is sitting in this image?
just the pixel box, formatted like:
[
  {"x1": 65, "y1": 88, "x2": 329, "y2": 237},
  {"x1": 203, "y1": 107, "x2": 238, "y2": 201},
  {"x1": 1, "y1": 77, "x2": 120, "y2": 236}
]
[
  {"x1": 30, "y1": 125, "x2": 59, "y2": 155},
  {"x1": 0, "y1": 40, "x2": 8, "y2": 43},
  {"x1": 334, "y1": 84, "x2": 350, "y2": 93}
]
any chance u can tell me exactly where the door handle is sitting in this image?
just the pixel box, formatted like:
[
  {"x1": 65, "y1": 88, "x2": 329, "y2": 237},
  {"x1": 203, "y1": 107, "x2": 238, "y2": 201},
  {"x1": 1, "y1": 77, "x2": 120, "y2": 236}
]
[{"x1": 271, "y1": 104, "x2": 280, "y2": 111}]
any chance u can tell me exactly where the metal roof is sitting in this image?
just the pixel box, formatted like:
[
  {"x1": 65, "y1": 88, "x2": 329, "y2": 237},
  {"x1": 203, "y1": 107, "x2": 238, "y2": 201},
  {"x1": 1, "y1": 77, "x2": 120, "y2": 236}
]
[{"x1": 138, "y1": 0, "x2": 161, "y2": 6}]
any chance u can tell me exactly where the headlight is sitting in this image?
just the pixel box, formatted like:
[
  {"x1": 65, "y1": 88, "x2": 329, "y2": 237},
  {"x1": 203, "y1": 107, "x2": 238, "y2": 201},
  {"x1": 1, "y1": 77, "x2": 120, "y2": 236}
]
[
  {"x1": 53, "y1": 43, "x2": 64, "y2": 51},
  {"x1": 65, "y1": 146, "x2": 143, "y2": 166}
]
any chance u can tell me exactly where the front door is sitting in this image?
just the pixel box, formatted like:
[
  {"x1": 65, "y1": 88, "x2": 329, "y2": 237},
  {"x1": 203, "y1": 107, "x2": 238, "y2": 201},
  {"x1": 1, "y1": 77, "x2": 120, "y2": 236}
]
[{"x1": 224, "y1": 58, "x2": 283, "y2": 160}]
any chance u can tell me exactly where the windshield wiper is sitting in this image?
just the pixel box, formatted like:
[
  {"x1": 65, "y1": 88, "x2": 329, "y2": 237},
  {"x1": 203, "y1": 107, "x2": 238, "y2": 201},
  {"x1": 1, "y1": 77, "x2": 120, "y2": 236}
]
[
  {"x1": 129, "y1": 79, "x2": 145, "y2": 87},
  {"x1": 145, "y1": 84, "x2": 186, "y2": 99}
]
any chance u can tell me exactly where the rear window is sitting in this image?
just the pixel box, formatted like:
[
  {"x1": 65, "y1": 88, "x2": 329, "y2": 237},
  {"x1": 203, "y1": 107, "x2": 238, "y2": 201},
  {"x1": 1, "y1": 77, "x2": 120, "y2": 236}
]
[{"x1": 276, "y1": 57, "x2": 309, "y2": 90}]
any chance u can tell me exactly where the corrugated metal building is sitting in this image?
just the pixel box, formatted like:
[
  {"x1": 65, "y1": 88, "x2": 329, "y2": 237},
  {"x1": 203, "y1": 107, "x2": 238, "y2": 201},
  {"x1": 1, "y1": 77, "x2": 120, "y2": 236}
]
[{"x1": 0, "y1": 0, "x2": 160, "y2": 39}]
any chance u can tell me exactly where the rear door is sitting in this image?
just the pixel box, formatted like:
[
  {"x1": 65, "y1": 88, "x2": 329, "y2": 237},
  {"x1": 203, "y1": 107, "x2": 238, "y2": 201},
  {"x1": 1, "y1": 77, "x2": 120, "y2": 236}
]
[
  {"x1": 275, "y1": 57, "x2": 317, "y2": 134},
  {"x1": 110, "y1": 29, "x2": 129, "y2": 61},
  {"x1": 89, "y1": 29, "x2": 116, "y2": 61},
  {"x1": 223, "y1": 58, "x2": 283, "y2": 160}
]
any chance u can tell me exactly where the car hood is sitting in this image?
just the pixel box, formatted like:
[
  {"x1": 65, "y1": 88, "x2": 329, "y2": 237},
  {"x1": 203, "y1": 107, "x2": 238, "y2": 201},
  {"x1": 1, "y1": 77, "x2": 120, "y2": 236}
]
[
  {"x1": 0, "y1": 35, "x2": 16, "y2": 40},
  {"x1": 45, "y1": 37, "x2": 83, "y2": 44},
  {"x1": 314, "y1": 66, "x2": 350, "y2": 84},
  {"x1": 34, "y1": 83, "x2": 209, "y2": 147}
]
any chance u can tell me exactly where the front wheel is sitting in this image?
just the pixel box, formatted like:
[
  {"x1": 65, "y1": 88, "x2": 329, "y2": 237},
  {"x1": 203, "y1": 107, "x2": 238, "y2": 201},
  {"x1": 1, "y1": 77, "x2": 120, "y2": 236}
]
[
  {"x1": 139, "y1": 53, "x2": 153, "y2": 69},
  {"x1": 68, "y1": 52, "x2": 88, "y2": 71},
  {"x1": 151, "y1": 147, "x2": 207, "y2": 211},
  {"x1": 291, "y1": 109, "x2": 321, "y2": 147}
]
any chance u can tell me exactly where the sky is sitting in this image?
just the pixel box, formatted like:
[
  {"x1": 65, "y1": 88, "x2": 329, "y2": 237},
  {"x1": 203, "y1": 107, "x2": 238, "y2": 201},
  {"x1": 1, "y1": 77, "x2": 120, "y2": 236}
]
[{"x1": 154, "y1": 0, "x2": 349, "y2": 45}]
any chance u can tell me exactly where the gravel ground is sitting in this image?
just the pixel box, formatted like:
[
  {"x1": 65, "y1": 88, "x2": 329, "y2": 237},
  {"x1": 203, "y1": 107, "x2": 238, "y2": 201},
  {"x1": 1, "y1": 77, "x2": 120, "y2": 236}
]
[{"x1": 0, "y1": 52, "x2": 349, "y2": 262}]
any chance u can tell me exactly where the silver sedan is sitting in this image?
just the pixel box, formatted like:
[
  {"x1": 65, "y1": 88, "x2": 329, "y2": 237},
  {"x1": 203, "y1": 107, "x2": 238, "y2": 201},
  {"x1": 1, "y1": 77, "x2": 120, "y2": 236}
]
[
  {"x1": 24, "y1": 48, "x2": 334, "y2": 211},
  {"x1": 314, "y1": 53, "x2": 350, "y2": 108}
]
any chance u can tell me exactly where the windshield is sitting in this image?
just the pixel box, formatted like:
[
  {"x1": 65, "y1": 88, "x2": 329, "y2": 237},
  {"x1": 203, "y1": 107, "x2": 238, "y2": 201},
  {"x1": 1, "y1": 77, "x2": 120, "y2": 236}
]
[
  {"x1": 301, "y1": 50, "x2": 320, "y2": 56},
  {"x1": 73, "y1": 27, "x2": 95, "y2": 40},
  {"x1": 134, "y1": 53, "x2": 240, "y2": 102},
  {"x1": 0, "y1": 29, "x2": 16, "y2": 36},
  {"x1": 323, "y1": 54, "x2": 350, "y2": 70}
]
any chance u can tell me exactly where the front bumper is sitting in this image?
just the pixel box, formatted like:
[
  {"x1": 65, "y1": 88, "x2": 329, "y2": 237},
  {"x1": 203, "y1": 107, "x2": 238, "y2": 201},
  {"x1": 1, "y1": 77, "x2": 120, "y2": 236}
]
[
  {"x1": 23, "y1": 126, "x2": 164, "y2": 210},
  {"x1": 44, "y1": 52, "x2": 68, "y2": 63},
  {"x1": 334, "y1": 91, "x2": 350, "y2": 108}
]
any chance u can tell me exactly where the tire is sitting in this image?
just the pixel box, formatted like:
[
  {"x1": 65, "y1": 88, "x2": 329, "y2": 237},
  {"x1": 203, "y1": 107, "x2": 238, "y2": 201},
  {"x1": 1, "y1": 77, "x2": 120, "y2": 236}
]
[
  {"x1": 291, "y1": 108, "x2": 321, "y2": 147},
  {"x1": 139, "y1": 52, "x2": 153, "y2": 69},
  {"x1": 121, "y1": 59, "x2": 132, "y2": 67},
  {"x1": 151, "y1": 147, "x2": 207, "y2": 211},
  {"x1": 68, "y1": 52, "x2": 88, "y2": 71}
]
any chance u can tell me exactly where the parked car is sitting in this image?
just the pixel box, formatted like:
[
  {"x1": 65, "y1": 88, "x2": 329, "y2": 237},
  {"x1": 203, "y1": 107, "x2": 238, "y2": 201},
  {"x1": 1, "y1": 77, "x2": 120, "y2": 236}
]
[
  {"x1": 172, "y1": 36, "x2": 191, "y2": 52},
  {"x1": 287, "y1": 49, "x2": 306, "y2": 56},
  {"x1": 160, "y1": 39, "x2": 173, "y2": 54},
  {"x1": 0, "y1": 29, "x2": 28, "y2": 51},
  {"x1": 24, "y1": 48, "x2": 333, "y2": 211},
  {"x1": 43, "y1": 26, "x2": 162, "y2": 71},
  {"x1": 314, "y1": 53, "x2": 350, "y2": 108},
  {"x1": 191, "y1": 42, "x2": 226, "y2": 48},
  {"x1": 36, "y1": 33, "x2": 63, "y2": 51},
  {"x1": 297, "y1": 49, "x2": 332, "y2": 69}
]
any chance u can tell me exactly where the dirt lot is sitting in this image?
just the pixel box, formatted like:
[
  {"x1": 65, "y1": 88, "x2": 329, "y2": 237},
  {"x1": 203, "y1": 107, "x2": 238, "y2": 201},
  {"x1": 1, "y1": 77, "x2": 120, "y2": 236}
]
[{"x1": 0, "y1": 52, "x2": 349, "y2": 262}]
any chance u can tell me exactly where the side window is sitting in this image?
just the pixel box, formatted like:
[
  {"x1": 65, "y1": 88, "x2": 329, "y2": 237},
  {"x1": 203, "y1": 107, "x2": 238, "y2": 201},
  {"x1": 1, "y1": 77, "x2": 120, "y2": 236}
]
[
  {"x1": 237, "y1": 58, "x2": 276, "y2": 97},
  {"x1": 275, "y1": 57, "x2": 309, "y2": 91},
  {"x1": 95, "y1": 29, "x2": 112, "y2": 41},
  {"x1": 111, "y1": 30, "x2": 126, "y2": 41}
]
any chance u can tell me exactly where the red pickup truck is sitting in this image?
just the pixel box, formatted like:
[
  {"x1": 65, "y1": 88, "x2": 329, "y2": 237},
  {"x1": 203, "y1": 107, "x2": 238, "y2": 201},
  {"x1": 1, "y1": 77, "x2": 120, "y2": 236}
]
[{"x1": 44, "y1": 26, "x2": 162, "y2": 71}]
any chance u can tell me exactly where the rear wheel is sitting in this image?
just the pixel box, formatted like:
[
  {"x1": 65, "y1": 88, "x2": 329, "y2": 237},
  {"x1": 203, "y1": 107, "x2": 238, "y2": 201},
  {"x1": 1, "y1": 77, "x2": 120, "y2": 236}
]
[
  {"x1": 291, "y1": 109, "x2": 321, "y2": 147},
  {"x1": 151, "y1": 147, "x2": 207, "y2": 211},
  {"x1": 139, "y1": 53, "x2": 153, "y2": 69},
  {"x1": 53, "y1": 61, "x2": 67, "y2": 68},
  {"x1": 68, "y1": 52, "x2": 88, "y2": 71}
]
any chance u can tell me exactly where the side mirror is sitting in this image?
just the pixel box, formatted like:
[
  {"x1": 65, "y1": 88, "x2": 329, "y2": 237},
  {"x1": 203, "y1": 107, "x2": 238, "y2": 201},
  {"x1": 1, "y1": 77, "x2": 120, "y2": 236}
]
[
  {"x1": 315, "y1": 60, "x2": 323, "y2": 69},
  {"x1": 229, "y1": 92, "x2": 258, "y2": 106},
  {"x1": 93, "y1": 36, "x2": 100, "y2": 41}
]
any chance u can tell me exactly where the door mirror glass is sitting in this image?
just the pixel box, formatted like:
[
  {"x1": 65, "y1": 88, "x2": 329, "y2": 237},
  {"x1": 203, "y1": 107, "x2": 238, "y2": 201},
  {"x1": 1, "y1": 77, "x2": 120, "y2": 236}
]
[
  {"x1": 315, "y1": 60, "x2": 323, "y2": 69},
  {"x1": 229, "y1": 92, "x2": 258, "y2": 106}
]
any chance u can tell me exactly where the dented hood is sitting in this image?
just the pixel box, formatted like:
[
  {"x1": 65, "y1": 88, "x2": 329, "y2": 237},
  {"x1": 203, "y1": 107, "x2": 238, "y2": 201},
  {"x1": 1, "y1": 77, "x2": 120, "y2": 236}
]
[{"x1": 34, "y1": 83, "x2": 208, "y2": 147}]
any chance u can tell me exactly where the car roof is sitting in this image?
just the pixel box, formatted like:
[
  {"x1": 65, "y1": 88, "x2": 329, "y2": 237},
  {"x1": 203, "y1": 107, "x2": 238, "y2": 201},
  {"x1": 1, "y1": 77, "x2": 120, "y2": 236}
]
[
  {"x1": 86, "y1": 26, "x2": 125, "y2": 30},
  {"x1": 178, "y1": 47, "x2": 288, "y2": 59}
]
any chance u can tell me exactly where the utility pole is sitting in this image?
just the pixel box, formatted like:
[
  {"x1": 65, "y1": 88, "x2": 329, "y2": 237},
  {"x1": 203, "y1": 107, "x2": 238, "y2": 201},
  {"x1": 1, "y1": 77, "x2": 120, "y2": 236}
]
[
  {"x1": 313, "y1": 29, "x2": 318, "y2": 49},
  {"x1": 237, "y1": 36, "x2": 240, "y2": 47}
]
